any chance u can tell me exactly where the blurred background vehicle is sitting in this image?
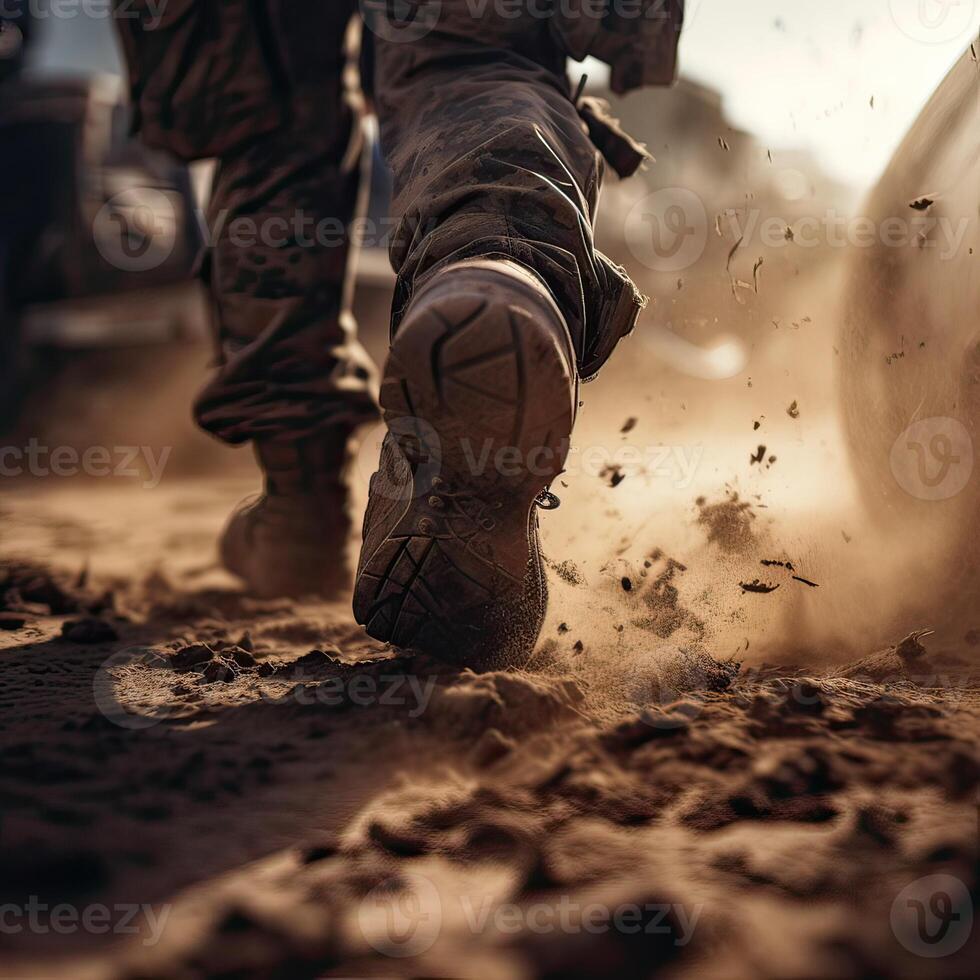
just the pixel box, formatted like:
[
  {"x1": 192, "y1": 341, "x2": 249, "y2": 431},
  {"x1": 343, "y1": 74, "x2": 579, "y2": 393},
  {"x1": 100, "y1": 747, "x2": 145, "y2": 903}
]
[{"x1": 0, "y1": 0, "x2": 204, "y2": 423}]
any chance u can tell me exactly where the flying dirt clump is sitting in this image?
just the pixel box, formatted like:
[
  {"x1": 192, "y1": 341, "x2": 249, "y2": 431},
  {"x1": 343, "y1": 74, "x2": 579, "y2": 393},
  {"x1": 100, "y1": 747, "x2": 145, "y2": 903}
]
[
  {"x1": 632, "y1": 551, "x2": 706, "y2": 640},
  {"x1": 695, "y1": 493, "x2": 757, "y2": 553},
  {"x1": 547, "y1": 557, "x2": 585, "y2": 586}
]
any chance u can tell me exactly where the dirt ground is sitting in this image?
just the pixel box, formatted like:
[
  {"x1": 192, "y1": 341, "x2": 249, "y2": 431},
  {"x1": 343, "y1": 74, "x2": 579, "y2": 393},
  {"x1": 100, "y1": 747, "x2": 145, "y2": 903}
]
[{"x1": 2, "y1": 203, "x2": 979, "y2": 978}]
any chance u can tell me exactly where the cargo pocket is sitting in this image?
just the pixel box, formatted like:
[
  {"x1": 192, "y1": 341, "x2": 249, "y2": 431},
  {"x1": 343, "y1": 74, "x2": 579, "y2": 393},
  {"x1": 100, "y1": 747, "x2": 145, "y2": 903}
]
[
  {"x1": 113, "y1": 0, "x2": 286, "y2": 160},
  {"x1": 549, "y1": 0, "x2": 685, "y2": 94}
]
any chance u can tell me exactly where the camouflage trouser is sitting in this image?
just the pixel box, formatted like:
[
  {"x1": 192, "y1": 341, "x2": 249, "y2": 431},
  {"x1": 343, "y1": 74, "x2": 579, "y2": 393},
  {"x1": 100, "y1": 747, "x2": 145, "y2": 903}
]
[{"x1": 114, "y1": 0, "x2": 682, "y2": 443}]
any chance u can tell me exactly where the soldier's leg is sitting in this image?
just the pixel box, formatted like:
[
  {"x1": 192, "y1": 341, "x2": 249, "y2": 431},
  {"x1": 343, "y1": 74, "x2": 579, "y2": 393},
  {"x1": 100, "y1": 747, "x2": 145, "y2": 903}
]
[
  {"x1": 354, "y1": 5, "x2": 644, "y2": 664},
  {"x1": 114, "y1": 0, "x2": 378, "y2": 597},
  {"x1": 370, "y1": 5, "x2": 646, "y2": 380}
]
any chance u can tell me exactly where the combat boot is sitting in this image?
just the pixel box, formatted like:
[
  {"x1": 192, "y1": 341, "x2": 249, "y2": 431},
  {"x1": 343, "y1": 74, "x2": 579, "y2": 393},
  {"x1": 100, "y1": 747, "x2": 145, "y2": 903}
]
[
  {"x1": 353, "y1": 259, "x2": 577, "y2": 669},
  {"x1": 221, "y1": 435, "x2": 356, "y2": 599}
]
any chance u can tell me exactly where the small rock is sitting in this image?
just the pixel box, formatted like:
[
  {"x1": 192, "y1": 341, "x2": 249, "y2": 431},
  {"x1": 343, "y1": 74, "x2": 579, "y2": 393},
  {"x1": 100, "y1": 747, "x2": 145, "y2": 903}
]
[
  {"x1": 61, "y1": 618, "x2": 118, "y2": 644},
  {"x1": 225, "y1": 646, "x2": 257, "y2": 669},
  {"x1": 171, "y1": 643, "x2": 215, "y2": 671},
  {"x1": 202, "y1": 657, "x2": 238, "y2": 683},
  {"x1": 292, "y1": 648, "x2": 342, "y2": 673}
]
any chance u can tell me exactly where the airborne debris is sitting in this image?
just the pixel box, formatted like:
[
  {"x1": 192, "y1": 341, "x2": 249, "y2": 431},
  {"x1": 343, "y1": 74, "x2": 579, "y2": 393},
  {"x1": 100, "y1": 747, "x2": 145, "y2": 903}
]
[
  {"x1": 718, "y1": 136, "x2": 730, "y2": 151},
  {"x1": 696, "y1": 493, "x2": 757, "y2": 553},
  {"x1": 600, "y1": 464, "x2": 626, "y2": 488},
  {"x1": 620, "y1": 417, "x2": 638, "y2": 434},
  {"x1": 632, "y1": 555, "x2": 704, "y2": 640},
  {"x1": 909, "y1": 197, "x2": 934, "y2": 211},
  {"x1": 726, "y1": 234, "x2": 743, "y2": 266},
  {"x1": 760, "y1": 559, "x2": 820, "y2": 589},
  {"x1": 740, "y1": 580, "x2": 780, "y2": 594},
  {"x1": 786, "y1": 400, "x2": 800, "y2": 419},
  {"x1": 550, "y1": 559, "x2": 583, "y2": 585},
  {"x1": 750, "y1": 445, "x2": 766, "y2": 465}
]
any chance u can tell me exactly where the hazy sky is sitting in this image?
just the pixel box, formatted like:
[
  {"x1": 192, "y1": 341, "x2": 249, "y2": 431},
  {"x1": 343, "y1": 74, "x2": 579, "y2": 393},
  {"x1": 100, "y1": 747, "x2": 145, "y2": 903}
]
[
  {"x1": 28, "y1": 0, "x2": 979, "y2": 191},
  {"x1": 679, "y1": 0, "x2": 979, "y2": 188}
]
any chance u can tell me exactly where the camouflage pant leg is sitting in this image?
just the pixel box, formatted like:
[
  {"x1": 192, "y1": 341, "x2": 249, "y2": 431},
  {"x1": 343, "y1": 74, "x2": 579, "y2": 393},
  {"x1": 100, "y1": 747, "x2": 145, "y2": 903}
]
[
  {"x1": 193, "y1": 89, "x2": 380, "y2": 444},
  {"x1": 113, "y1": 0, "x2": 379, "y2": 444},
  {"x1": 370, "y1": 3, "x2": 647, "y2": 380}
]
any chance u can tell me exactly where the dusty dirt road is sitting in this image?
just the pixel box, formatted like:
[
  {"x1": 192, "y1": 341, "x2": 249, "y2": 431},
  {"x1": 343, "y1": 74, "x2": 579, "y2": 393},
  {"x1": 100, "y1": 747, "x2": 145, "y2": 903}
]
[{"x1": 2, "y1": 257, "x2": 978, "y2": 979}]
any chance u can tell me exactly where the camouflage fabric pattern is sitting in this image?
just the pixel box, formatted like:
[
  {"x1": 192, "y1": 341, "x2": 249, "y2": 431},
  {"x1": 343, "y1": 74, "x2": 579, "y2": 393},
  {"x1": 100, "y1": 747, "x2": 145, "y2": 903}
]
[{"x1": 115, "y1": 0, "x2": 682, "y2": 441}]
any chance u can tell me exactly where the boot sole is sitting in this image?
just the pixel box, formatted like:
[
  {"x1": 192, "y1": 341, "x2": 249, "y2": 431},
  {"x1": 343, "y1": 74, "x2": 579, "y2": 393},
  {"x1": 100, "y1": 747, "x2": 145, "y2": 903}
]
[{"x1": 353, "y1": 263, "x2": 576, "y2": 665}]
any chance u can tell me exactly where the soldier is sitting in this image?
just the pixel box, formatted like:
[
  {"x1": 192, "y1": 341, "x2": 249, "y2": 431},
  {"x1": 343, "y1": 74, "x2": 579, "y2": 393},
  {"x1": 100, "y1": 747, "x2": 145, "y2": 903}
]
[{"x1": 113, "y1": 0, "x2": 684, "y2": 668}]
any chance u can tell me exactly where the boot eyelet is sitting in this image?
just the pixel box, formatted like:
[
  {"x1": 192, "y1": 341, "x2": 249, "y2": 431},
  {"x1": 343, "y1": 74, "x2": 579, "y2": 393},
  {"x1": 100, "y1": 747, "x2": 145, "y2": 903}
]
[{"x1": 534, "y1": 490, "x2": 561, "y2": 511}]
